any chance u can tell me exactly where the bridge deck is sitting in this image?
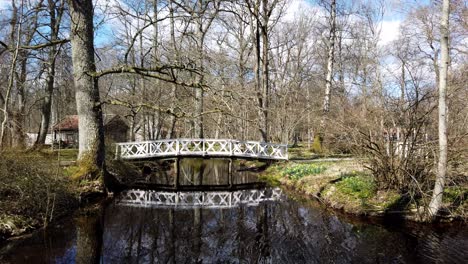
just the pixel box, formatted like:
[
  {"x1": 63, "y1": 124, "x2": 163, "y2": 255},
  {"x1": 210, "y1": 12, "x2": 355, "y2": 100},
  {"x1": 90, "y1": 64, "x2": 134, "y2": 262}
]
[{"x1": 115, "y1": 139, "x2": 288, "y2": 160}]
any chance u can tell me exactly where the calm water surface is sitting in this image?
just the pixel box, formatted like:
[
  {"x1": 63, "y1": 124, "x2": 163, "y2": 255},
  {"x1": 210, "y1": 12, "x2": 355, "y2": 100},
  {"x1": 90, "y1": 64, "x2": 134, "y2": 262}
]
[{"x1": 1, "y1": 159, "x2": 467, "y2": 263}]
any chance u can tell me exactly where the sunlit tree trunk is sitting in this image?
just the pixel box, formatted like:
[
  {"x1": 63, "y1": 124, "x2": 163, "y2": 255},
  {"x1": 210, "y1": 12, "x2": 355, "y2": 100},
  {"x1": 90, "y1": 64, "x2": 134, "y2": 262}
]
[
  {"x1": 12, "y1": 54, "x2": 27, "y2": 148},
  {"x1": 322, "y1": 0, "x2": 336, "y2": 114},
  {"x1": 68, "y1": 0, "x2": 105, "y2": 177},
  {"x1": 428, "y1": 0, "x2": 450, "y2": 219}
]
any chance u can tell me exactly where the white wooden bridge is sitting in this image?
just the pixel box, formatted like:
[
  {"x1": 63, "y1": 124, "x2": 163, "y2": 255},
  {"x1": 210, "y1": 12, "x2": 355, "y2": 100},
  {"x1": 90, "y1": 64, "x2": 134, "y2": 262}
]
[
  {"x1": 114, "y1": 139, "x2": 288, "y2": 160},
  {"x1": 117, "y1": 188, "x2": 283, "y2": 209}
]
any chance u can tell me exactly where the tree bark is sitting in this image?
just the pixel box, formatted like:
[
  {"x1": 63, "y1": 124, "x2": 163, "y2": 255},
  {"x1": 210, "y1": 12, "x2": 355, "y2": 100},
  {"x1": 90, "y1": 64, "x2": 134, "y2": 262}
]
[
  {"x1": 68, "y1": 0, "x2": 105, "y2": 177},
  {"x1": 427, "y1": 0, "x2": 450, "y2": 219},
  {"x1": 11, "y1": 53, "x2": 27, "y2": 148},
  {"x1": 259, "y1": 0, "x2": 270, "y2": 142},
  {"x1": 166, "y1": 0, "x2": 178, "y2": 139},
  {"x1": 322, "y1": 0, "x2": 336, "y2": 114}
]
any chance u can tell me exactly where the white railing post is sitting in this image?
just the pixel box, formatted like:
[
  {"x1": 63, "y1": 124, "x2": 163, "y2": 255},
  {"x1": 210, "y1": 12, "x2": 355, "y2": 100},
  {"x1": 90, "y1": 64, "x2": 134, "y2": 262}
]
[{"x1": 176, "y1": 139, "x2": 180, "y2": 156}]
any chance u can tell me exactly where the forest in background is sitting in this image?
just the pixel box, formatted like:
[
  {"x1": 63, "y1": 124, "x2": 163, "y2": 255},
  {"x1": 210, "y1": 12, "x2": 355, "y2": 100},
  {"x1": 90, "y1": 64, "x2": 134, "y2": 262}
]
[{"x1": 0, "y1": 0, "x2": 466, "y2": 221}]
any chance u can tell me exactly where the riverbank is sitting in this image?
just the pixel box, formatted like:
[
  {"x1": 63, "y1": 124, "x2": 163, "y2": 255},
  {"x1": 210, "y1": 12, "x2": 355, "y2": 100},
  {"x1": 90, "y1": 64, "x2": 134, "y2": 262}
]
[
  {"x1": 0, "y1": 150, "x2": 105, "y2": 244},
  {"x1": 260, "y1": 159, "x2": 467, "y2": 222}
]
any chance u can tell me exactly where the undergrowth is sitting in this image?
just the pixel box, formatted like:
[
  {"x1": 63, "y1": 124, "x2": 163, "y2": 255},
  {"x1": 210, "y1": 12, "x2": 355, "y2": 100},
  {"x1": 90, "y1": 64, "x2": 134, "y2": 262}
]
[{"x1": 0, "y1": 152, "x2": 77, "y2": 241}]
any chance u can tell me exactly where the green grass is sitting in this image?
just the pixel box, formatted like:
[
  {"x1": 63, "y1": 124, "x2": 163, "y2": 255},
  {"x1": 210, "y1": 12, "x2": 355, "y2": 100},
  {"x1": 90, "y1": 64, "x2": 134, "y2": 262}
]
[
  {"x1": 56, "y1": 149, "x2": 79, "y2": 161},
  {"x1": 335, "y1": 175, "x2": 376, "y2": 200},
  {"x1": 282, "y1": 163, "x2": 327, "y2": 180}
]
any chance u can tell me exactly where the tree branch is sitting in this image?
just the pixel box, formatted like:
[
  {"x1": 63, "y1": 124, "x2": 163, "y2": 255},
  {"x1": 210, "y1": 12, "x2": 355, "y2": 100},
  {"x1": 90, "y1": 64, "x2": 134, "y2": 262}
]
[
  {"x1": 0, "y1": 39, "x2": 70, "y2": 53},
  {"x1": 91, "y1": 65, "x2": 204, "y2": 89}
]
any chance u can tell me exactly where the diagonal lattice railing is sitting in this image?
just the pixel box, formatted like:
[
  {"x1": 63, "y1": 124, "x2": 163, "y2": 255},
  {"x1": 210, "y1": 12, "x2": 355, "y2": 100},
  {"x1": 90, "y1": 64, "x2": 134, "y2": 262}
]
[
  {"x1": 115, "y1": 139, "x2": 288, "y2": 160},
  {"x1": 116, "y1": 188, "x2": 283, "y2": 209}
]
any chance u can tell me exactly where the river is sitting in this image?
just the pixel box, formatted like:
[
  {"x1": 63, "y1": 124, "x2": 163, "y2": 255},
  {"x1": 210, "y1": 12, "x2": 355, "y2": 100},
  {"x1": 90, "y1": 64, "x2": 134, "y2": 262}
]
[{"x1": 1, "y1": 158, "x2": 467, "y2": 263}]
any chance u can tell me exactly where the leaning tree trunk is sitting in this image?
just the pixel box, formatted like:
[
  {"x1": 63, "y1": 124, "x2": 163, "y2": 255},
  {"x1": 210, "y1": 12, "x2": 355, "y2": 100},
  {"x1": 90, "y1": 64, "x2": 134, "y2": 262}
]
[
  {"x1": 427, "y1": 0, "x2": 450, "y2": 219},
  {"x1": 68, "y1": 0, "x2": 105, "y2": 178}
]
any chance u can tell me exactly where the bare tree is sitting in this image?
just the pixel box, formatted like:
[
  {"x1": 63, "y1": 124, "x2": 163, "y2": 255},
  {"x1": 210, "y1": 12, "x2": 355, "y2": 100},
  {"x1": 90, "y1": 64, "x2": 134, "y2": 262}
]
[
  {"x1": 35, "y1": 0, "x2": 65, "y2": 147},
  {"x1": 0, "y1": 0, "x2": 21, "y2": 150},
  {"x1": 428, "y1": 0, "x2": 450, "y2": 219}
]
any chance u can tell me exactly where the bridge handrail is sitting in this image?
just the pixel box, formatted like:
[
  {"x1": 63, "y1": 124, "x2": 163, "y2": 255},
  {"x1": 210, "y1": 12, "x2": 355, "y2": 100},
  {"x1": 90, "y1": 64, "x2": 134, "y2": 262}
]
[{"x1": 114, "y1": 138, "x2": 288, "y2": 160}]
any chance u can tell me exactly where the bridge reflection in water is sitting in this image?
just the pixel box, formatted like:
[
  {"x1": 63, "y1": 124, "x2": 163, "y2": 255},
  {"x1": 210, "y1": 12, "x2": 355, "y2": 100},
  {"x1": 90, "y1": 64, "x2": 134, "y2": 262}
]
[
  {"x1": 117, "y1": 188, "x2": 283, "y2": 209},
  {"x1": 109, "y1": 158, "x2": 282, "y2": 263},
  {"x1": 118, "y1": 158, "x2": 280, "y2": 209}
]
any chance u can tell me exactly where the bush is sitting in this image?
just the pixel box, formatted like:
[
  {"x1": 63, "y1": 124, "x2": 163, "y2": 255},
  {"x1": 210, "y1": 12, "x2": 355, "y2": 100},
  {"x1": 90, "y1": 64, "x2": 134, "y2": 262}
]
[
  {"x1": 282, "y1": 163, "x2": 327, "y2": 180},
  {"x1": 311, "y1": 135, "x2": 323, "y2": 154}
]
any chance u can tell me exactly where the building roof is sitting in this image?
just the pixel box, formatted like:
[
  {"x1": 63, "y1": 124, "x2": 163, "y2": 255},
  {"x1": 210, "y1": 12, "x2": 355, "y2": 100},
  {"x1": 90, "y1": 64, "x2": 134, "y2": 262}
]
[
  {"x1": 53, "y1": 115, "x2": 79, "y2": 131},
  {"x1": 53, "y1": 114, "x2": 129, "y2": 131}
]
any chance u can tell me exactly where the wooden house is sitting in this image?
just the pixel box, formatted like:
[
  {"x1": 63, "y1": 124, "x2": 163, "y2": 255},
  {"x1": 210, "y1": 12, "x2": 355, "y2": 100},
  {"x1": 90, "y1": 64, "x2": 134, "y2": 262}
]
[{"x1": 53, "y1": 115, "x2": 129, "y2": 147}]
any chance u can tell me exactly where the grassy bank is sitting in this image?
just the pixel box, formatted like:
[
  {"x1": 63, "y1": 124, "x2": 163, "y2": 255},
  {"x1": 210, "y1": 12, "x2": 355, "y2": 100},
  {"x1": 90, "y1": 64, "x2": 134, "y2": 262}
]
[
  {"x1": 260, "y1": 160, "x2": 467, "y2": 220},
  {"x1": 0, "y1": 150, "x2": 82, "y2": 242}
]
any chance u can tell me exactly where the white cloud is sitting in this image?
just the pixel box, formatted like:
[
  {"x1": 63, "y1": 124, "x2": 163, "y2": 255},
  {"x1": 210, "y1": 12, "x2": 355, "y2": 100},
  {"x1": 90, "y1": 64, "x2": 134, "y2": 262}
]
[
  {"x1": 379, "y1": 20, "x2": 401, "y2": 46},
  {"x1": 283, "y1": 0, "x2": 322, "y2": 22}
]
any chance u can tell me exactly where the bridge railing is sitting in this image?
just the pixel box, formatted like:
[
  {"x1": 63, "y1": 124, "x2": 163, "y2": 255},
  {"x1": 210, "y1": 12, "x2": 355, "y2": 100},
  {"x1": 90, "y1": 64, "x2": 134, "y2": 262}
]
[{"x1": 115, "y1": 139, "x2": 288, "y2": 160}]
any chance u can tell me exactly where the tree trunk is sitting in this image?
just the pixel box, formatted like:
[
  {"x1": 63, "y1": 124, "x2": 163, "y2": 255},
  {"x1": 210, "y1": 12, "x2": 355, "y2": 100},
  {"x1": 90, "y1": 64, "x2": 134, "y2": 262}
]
[
  {"x1": 259, "y1": 0, "x2": 270, "y2": 142},
  {"x1": 322, "y1": 0, "x2": 336, "y2": 114},
  {"x1": 194, "y1": 2, "x2": 205, "y2": 139},
  {"x1": 36, "y1": 0, "x2": 62, "y2": 148},
  {"x1": 0, "y1": 1, "x2": 20, "y2": 150},
  {"x1": 11, "y1": 54, "x2": 27, "y2": 148},
  {"x1": 167, "y1": 1, "x2": 178, "y2": 139},
  {"x1": 427, "y1": 0, "x2": 450, "y2": 219},
  {"x1": 68, "y1": 0, "x2": 105, "y2": 177}
]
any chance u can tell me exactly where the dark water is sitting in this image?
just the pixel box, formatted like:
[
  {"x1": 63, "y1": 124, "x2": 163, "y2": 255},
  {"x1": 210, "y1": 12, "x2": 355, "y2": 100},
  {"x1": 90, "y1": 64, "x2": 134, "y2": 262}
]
[{"x1": 1, "y1": 159, "x2": 467, "y2": 263}]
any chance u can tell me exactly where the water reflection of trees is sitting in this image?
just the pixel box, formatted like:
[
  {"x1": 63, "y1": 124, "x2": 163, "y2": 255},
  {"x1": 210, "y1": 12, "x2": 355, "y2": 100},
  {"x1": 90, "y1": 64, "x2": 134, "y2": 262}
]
[
  {"x1": 4, "y1": 197, "x2": 468, "y2": 263},
  {"x1": 99, "y1": 198, "x2": 422, "y2": 263},
  {"x1": 140, "y1": 158, "x2": 261, "y2": 188}
]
